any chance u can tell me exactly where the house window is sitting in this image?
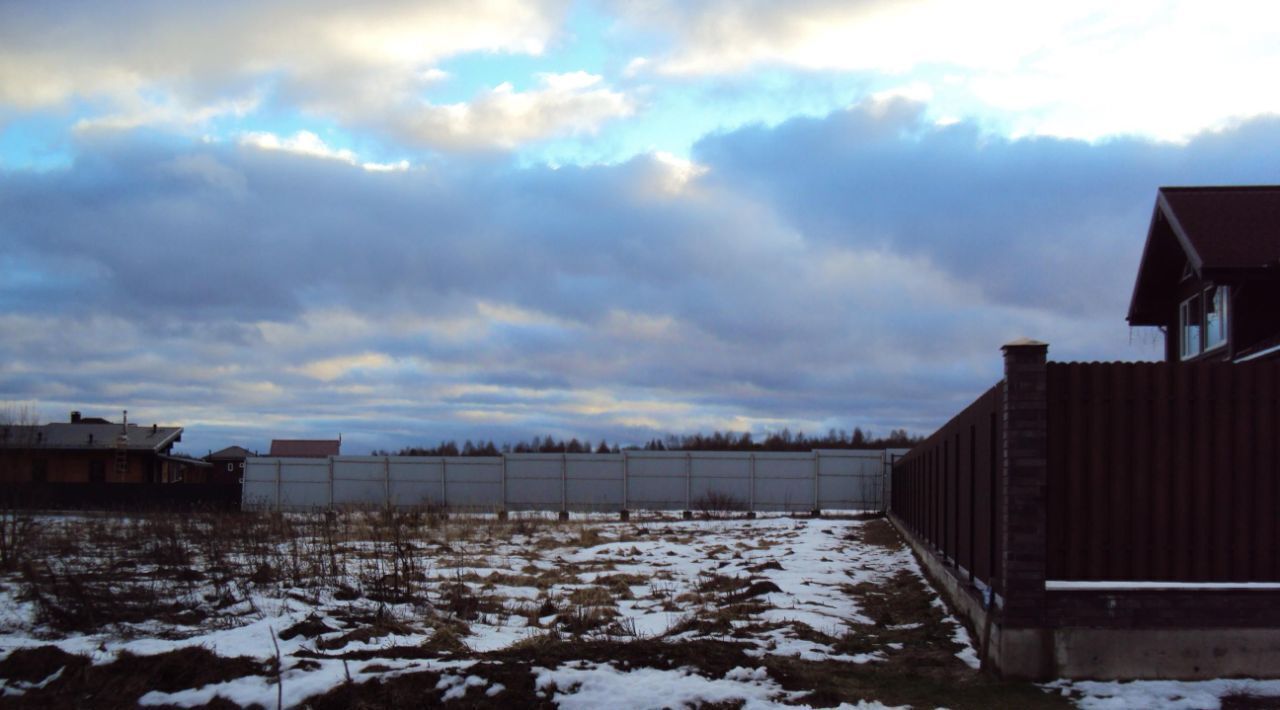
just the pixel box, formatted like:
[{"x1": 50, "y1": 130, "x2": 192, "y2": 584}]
[
  {"x1": 1180, "y1": 294, "x2": 1202, "y2": 360},
  {"x1": 1203, "y1": 285, "x2": 1228, "y2": 351},
  {"x1": 1179, "y1": 286, "x2": 1229, "y2": 359},
  {"x1": 88, "y1": 460, "x2": 106, "y2": 483},
  {"x1": 226, "y1": 462, "x2": 234, "y2": 472},
  {"x1": 31, "y1": 460, "x2": 47, "y2": 483}
]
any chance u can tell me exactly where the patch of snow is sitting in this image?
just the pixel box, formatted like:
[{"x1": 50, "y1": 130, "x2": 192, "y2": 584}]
[
  {"x1": 1047, "y1": 678, "x2": 1280, "y2": 709},
  {"x1": 534, "y1": 662, "x2": 811, "y2": 710}
]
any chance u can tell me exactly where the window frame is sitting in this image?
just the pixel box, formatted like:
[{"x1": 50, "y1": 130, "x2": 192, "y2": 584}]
[
  {"x1": 1202, "y1": 285, "x2": 1229, "y2": 353},
  {"x1": 1179, "y1": 293, "x2": 1203, "y2": 360}
]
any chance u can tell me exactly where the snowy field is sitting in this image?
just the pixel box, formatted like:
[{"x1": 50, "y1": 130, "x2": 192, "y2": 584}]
[{"x1": 0, "y1": 510, "x2": 1276, "y2": 708}]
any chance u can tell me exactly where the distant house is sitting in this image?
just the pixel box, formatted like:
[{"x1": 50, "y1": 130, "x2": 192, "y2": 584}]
[
  {"x1": 0, "y1": 411, "x2": 187, "y2": 483},
  {"x1": 1128, "y1": 185, "x2": 1280, "y2": 363},
  {"x1": 203, "y1": 445, "x2": 256, "y2": 484},
  {"x1": 268, "y1": 438, "x2": 341, "y2": 458}
]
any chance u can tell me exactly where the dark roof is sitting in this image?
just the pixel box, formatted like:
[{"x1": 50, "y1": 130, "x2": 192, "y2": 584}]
[
  {"x1": 0, "y1": 423, "x2": 183, "y2": 452},
  {"x1": 208, "y1": 445, "x2": 254, "y2": 460},
  {"x1": 1128, "y1": 186, "x2": 1280, "y2": 324},
  {"x1": 269, "y1": 439, "x2": 341, "y2": 457},
  {"x1": 160, "y1": 454, "x2": 212, "y2": 468}
]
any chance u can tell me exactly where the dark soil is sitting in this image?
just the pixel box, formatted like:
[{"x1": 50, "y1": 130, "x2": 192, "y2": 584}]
[
  {"x1": 847, "y1": 517, "x2": 903, "y2": 549},
  {"x1": 0, "y1": 646, "x2": 270, "y2": 709},
  {"x1": 301, "y1": 638, "x2": 761, "y2": 709},
  {"x1": 1224, "y1": 695, "x2": 1280, "y2": 709},
  {"x1": 0, "y1": 645, "x2": 88, "y2": 685},
  {"x1": 278, "y1": 614, "x2": 336, "y2": 640}
]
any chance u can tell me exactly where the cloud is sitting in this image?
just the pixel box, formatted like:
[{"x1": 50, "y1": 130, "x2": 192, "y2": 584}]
[
  {"x1": 239, "y1": 130, "x2": 409, "y2": 171},
  {"x1": 6, "y1": 102, "x2": 1280, "y2": 452},
  {"x1": 398, "y1": 72, "x2": 634, "y2": 150},
  {"x1": 0, "y1": 0, "x2": 576, "y2": 147},
  {"x1": 614, "y1": 0, "x2": 1280, "y2": 140}
]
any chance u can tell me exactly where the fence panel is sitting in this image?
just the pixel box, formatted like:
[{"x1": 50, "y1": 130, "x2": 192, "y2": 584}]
[
  {"x1": 689, "y1": 453, "x2": 753, "y2": 510},
  {"x1": 242, "y1": 459, "x2": 278, "y2": 508},
  {"x1": 388, "y1": 458, "x2": 444, "y2": 507},
  {"x1": 752, "y1": 453, "x2": 815, "y2": 512},
  {"x1": 278, "y1": 459, "x2": 329, "y2": 508},
  {"x1": 504, "y1": 454, "x2": 567, "y2": 511},
  {"x1": 891, "y1": 382, "x2": 1003, "y2": 591},
  {"x1": 624, "y1": 453, "x2": 689, "y2": 510},
  {"x1": 818, "y1": 449, "x2": 888, "y2": 511},
  {"x1": 332, "y1": 457, "x2": 386, "y2": 507},
  {"x1": 1046, "y1": 360, "x2": 1280, "y2": 582},
  {"x1": 442, "y1": 458, "x2": 503, "y2": 509},
  {"x1": 566, "y1": 455, "x2": 625, "y2": 512},
  {"x1": 242, "y1": 449, "x2": 897, "y2": 513}
]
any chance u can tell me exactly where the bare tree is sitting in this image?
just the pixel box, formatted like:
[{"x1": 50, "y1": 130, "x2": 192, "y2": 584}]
[
  {"x1": 0, "y1": 402, "x2": 40, "y2": 569},
  {"x1": 0, "y1": 403, "x2": 41, "y2": 482}
]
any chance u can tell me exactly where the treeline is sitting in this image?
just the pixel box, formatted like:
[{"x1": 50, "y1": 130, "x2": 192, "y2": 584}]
[{"x1": 372, "y1": 427, "x2": 920, "y2": 457}]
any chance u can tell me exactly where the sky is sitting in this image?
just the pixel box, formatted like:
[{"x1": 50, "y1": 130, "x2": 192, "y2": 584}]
[{"x1": 3, "y1": 0, "x2": 1279, "y2": 455}]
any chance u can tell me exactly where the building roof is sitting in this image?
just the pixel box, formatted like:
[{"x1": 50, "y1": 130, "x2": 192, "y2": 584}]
[
  {"x1": 1128, "y1": 186, "x2": 1280, "y2": 325},
  {"x1": 160, "y1": 454, "x2": 213, "y2": 468},
  {"x1": 268, "y1": 439, "x2": 341, "y2": 457},
  {"x1": 208, "y1": 445, "x2": 255, "y2": 460},
  {"x1": 0, "y1": 422, "x2": 183, "y2": 452}
]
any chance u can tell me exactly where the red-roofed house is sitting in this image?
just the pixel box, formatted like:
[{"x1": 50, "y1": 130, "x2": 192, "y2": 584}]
[
  {"x1": 269, "y1": 438, "x2": 341, "y2": 458},
  {"x1": 1128, "y1": 185, "x2": 1280, "y2": 363}
]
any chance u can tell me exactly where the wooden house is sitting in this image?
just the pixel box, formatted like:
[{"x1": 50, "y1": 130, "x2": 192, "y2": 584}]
[
  {"x1": 1128, "y1": 185, "x2": 1280, "y2": 363},
  {"x1": 202, "y1": 445, "x2": 256, "y2": 484},
  {"x1": 0, "y1": 411, "x2": 186, "y2": 483}
]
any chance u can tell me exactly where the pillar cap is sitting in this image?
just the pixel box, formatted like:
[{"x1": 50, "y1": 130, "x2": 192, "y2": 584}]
[{"x1": 1002, "y1": 337, "x2": 1048, "y2": 350}]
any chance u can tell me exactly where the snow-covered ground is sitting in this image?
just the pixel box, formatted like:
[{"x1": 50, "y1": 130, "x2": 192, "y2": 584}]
[{"x1": 0, "y1": 511, "x2": 1276, "y2": 708}]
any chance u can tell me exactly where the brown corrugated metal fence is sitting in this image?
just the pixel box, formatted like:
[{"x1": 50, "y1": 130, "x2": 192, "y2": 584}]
[
  {"x1": 892, "y1": 381, "x2": 1003, "y2": 592},
  {"x1": 894, "y1": 358, "x2": 1280, "y2": 590},
  {"x1": 1047, "y1": 360, "x2": 1280, "y2": 582}
]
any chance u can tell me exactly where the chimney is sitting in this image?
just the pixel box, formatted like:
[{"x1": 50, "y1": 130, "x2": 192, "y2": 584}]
[
  {"x1": 122, "y1": 410, "x2": 128, "y2": 435},
  {"x1": 89, "y1": 433, "x2": 94, "y2": 444},
  {"x1": 152, "y1": 423, "x2": 157, "y2": 434},
  {"x1": 71, "y1": 411, "x2": 81, "y2": 423}
]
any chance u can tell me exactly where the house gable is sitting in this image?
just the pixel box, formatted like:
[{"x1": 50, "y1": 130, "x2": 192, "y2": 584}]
[{"x1": 1128, "y1": 186, "x2": 1280, "y2": 363}]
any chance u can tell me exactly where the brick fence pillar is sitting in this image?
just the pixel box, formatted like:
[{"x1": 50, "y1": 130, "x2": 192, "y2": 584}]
[{"x1": 999, "y1": 338, "x2": 1049, "y2": 628}]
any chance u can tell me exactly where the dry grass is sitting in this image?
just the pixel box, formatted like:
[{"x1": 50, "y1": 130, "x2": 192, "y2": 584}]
[{"x1": 0, "y1": 512, "x2": 1076, "y2": 709}]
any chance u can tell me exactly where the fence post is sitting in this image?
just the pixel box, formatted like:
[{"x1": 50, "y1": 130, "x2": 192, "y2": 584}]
[
  {"x1": 501, "y1": 454, "x2": 508, "y2": 515},
  {"x1": 684, "y1": 452, "x2": 692, "y2": 519},
  {"x1": 383, "y1": 456, "x2": 390, "y2": 509},
  {"x1": 621, "y1": 452, "x2": 629, "y2": 514},
  {"x1": 559, "y1": 453, "x2": 569, "y2": 520},
  {"x1": 440, "y1": 459, "x2": 447, "y2": 509},
  {"x1": 328, "y1": 457, "x2": 334, "y2": 509},
  {"x1": 811, "y1": 451, "x2": 821, "y2": 515},
  {"x1": 748, "y1": 453, "x2": 756, "y2": 515},
  {"x1": 275, "y1": 459, "x2": 282, "y2": 511},
  {"x1": 999, "y1": 338, "x2": 1049, "y2": 633}
]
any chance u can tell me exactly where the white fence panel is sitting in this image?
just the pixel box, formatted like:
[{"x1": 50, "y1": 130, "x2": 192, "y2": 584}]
[
  {"x1": 504, "y1": 454, "x2": 565, "y2": 511},
  {"x1": 816, "y1": 450, "x2": 883, "y2": 511},
  {"x1": 242, "y1": 449, "x2": 901, "y2": 513},
  {"x1": 279, "y1": 459, "x2": 330, "y2": 509},
  {"x1": 566, "y1": 455, "x2": 624, "y2": 512},
  {"x1": 388, "y1": 458, "x2": 445, "y2": 507},
  {"x1": 624, "y1": 453, "x2": 688, "y2": 510},
  {"x1": 441, "y1": 458, "x2": 503, "y2": 510},
  {"x1": 241, "y1": 458, "x2": 278, "y2": 510},
  {"x1": 754, "y1": 453, "x2": 817, "y2": 512},
  {"x1": 689, "y1": 453, "x2": 752, "y2": 509},
  {"x1": 332, "y1": 457, "x2": 387, "y2": 506}
]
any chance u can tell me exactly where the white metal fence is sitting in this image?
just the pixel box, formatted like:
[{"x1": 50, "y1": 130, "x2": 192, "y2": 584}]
[{"x1": 243, "y1": 449, "x2": 909, "y2": 513}]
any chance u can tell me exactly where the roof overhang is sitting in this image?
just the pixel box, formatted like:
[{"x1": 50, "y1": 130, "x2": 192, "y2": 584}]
[
  {"x1": 1127, "y1": 188, "x2": 1280, "y2": 325},
  {"x1": 1127, "y1": 200, "x2": 1189, "y2": 326}
]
